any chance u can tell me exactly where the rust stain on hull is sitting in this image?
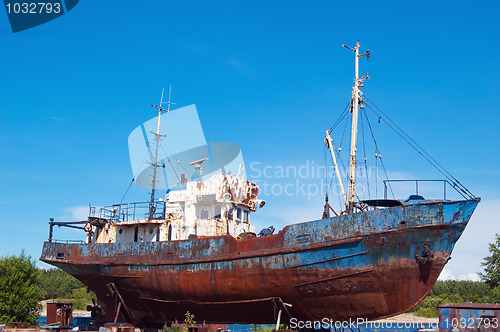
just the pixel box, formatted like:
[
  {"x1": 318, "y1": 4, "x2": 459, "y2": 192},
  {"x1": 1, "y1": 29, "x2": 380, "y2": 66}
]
[{"x1": 40, "y1": 198, "x2": 479, "y2": 327}]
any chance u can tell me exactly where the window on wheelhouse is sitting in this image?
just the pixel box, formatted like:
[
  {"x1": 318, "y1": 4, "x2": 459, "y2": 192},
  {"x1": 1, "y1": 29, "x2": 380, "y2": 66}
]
[{"x1": 214, "y1": 206, "x2": 222, "y2": 219}]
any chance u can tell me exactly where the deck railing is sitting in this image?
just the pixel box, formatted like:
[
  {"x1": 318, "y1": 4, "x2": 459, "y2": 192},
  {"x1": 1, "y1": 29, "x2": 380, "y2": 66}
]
[
  {"x1": 383, "y1": 179, "x2": 467, "y2": 200},
  {"x1": 89, "y1": 201, "x2": 166, "y2": 222},
  {"x1": 47, "y1": 201, "x2": 166, "y2": 242}
]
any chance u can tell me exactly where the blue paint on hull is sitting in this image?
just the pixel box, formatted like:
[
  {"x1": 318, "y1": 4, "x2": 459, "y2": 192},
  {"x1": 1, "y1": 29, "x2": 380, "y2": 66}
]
[{"x1": 40, "y1": 198, "x2": 479, "y2": 325}]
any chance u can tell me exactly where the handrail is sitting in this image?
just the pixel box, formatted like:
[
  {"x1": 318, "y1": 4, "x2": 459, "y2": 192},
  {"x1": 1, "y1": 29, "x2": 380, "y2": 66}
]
[
  {"x1": 48, "y1": 220, "x2": 87, "y2": 242},
  {"x1": 48, "y1": 201, "x2": 167, "y2": 241},
  {"x1": 383, "y1": 179, "x2": 468, "y2": 200},
  {"x1": 89, "y1": 201, "x2": 166, "y2": 222},
  {"x1": 49, "y1": 239, "x2": 86, "y2": 244}
]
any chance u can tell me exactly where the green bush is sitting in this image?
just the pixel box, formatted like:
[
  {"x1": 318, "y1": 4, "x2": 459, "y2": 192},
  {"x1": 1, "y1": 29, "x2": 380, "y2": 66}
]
[
  {"x1": 0, "y1": 252, "x2": 43, "y2": 324},
  {"x1": 71, "y1": 287, "x2": 95, "y2": 310},
  {"x1": 415, "y1": 307, "x2": 438, "y2": 318}
]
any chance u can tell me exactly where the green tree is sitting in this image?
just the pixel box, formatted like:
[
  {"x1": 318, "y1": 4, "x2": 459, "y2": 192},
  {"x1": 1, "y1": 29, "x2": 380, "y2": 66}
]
[
  {"x1": 412, "y1": 280, "x2": 496, "y2": 317},
  {"x1": 38, "y1": 268, "x2": 83, "y2": 299},
  {"x1": 70, "y1": 287, "x2": 96, "y2": 310},
  {"x1": 0, "y1": 252, "x2": 43, "y2": 324},
  {"x1": 490, "y1": 286, "x2": 500, "y2": 303},
  {"x1": 480, "y1": 234, "x2": 500, "y2": 288}
]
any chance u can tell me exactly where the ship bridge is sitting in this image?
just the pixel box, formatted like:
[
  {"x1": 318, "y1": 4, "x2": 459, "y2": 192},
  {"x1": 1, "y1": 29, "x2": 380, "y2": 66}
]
[{"x1": 85, "y1": 172, "x2": 260, "y2": 244}]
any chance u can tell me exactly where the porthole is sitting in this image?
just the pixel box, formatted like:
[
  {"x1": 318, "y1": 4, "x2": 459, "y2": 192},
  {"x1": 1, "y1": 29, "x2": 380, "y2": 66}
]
[
  {"x1": 119, "y1": 229, "x2": 123, "y2": 234},
  {"x1": 149, "y1": 228, "x2": 154, "y2": 234}
]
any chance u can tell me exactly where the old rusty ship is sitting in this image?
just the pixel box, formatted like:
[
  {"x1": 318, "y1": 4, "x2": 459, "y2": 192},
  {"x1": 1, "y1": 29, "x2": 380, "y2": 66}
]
[{"x1": 40, "y1": 42, "x2": 480, "y2": 327}]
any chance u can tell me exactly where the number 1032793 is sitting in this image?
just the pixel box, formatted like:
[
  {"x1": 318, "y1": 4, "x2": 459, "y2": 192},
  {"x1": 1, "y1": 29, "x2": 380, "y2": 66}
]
[{"x1": 5, "y1": 2, "x2": 62, "y2": 14}]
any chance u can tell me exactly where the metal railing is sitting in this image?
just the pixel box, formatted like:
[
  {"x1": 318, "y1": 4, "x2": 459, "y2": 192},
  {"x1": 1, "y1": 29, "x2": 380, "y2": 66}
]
[
  {"x1": 48, "y1": 219, "x2": 88, "y2": 242},
  {"x1": 383, "y1": 179, "x2": 468, "y2": 200},
  {"x1": 47, "y1": 201, "x2": 167, "y2": 242},
  {"x1": 89, "y1": 201, "x2": 166, "y2": 222},
  {"x1": 50, "y1": 239, "x2": 86, "y2": 244}
]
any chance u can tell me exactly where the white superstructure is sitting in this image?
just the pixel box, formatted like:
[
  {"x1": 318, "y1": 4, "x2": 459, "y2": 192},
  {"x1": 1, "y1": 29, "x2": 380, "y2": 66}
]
[{"x1": 87, "y1": 172, "x2": 260, "y2": 244}]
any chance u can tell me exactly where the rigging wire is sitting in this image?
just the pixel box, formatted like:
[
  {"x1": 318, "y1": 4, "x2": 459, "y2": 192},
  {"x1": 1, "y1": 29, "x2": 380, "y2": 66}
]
[
  {"x1": 379, "y1": 154, "x2": 394, "y2": 199},
  {"x1": 329, "y1": 102, "x2": 351, "y2": 132},
  {"x1": 325, "y1": 144, "x2": 343, "y2": 210},
  {"x1": 158, "y1": 141, "x2": 182, "y2": 184},
  {"x1": 362, "y1": 107, "x2": 395, "y2": 199},
  {"x1": 159, "y1": 141, "x2": 193, "y2": 178},
  {"x1": 327, "y1": 110, "x2": 351, "y2": 204},
  {"x1": 359, "y1": 109, "x2": 371, "y2": 198},
  {"x1": 331, "y1": 107, "x2": 375, "y2": 205},
  {"x1": 324, "y1": 147, "x2": 329, "y2": 194},
  {"x1": 338, "y1": 110, "x2": 350, "y2": 149},
  {"x1": 326, "y1": 99, "x2": 396, "y2": 204},
  {"x1": 120, "y1": 179, "x2": 135, "y2": 205},
  {"x1": 356, "y1": 160, "x2": 364, "y2": 200},
  {"x1": 324, "y1": 144, "x2": 344, "y2": 212},
  {"x1": 326, "y1": 107, "x2": 353, "y2": 210},
  {"x1": 362, "y1": 95, "x2": 473, "y2": 199},
  {"x1": 331, "y1": 113, "x2": 351, "y2": 184},
  {"x1": 375, "y1": 143, "x2": 378, "y2": 199},
  {"x1": 119, "y1": 151, "x2": 150, "y2": 204},
  {"x1": 337, "y1": 142, "x2": 350, "y2": 180}
]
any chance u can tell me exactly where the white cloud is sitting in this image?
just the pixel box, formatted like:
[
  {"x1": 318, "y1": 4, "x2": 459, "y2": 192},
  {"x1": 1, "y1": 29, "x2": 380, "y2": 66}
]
[
  {"x1": 59, "y1": 206, "x2": 89, "y2": 221},
  {"x1": 458, "y1": 273, "x2": 481, "y2": 282},
  {"x1": 439, "y1": 267, "x2": 482, "y2": 282},
  {"x1": 438, "y1": 267, "x2": 456, "y2": 281}
]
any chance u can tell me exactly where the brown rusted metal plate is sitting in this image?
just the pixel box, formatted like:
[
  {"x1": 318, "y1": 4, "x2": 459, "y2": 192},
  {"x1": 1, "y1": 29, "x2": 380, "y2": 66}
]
[{"x1": 40, "y1": 198, "x2": 479, "y2": 327}]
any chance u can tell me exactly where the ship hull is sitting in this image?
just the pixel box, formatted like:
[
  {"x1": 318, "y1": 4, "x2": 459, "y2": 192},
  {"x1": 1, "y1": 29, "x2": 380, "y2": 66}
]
[{"x1": 40, "y1": 199, "x2": 479, "y2": 326}]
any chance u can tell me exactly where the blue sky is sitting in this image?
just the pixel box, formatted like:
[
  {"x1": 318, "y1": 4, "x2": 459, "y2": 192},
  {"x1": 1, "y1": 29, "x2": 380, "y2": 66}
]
[{"x1": 0, "y1": 1, "x2": 499, "y2": 280}]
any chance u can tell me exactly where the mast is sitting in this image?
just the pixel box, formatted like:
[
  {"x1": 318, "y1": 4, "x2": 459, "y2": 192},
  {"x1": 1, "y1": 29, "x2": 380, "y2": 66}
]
[
  {"x1": 342, "y1": 41, "x2": 370, "y2": 213},
  {"x1": 148, "y1": 85, "x2": 174, "y2": 220}
]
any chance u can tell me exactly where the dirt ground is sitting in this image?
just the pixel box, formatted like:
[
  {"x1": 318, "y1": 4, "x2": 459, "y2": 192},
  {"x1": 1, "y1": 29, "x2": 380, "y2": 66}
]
[
  {"x1": 38, "y1": 301, "x2": 438, "y2": 324},
  {"x1": 371, "y1": 312, "x2": 439, "y2": 324}
]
